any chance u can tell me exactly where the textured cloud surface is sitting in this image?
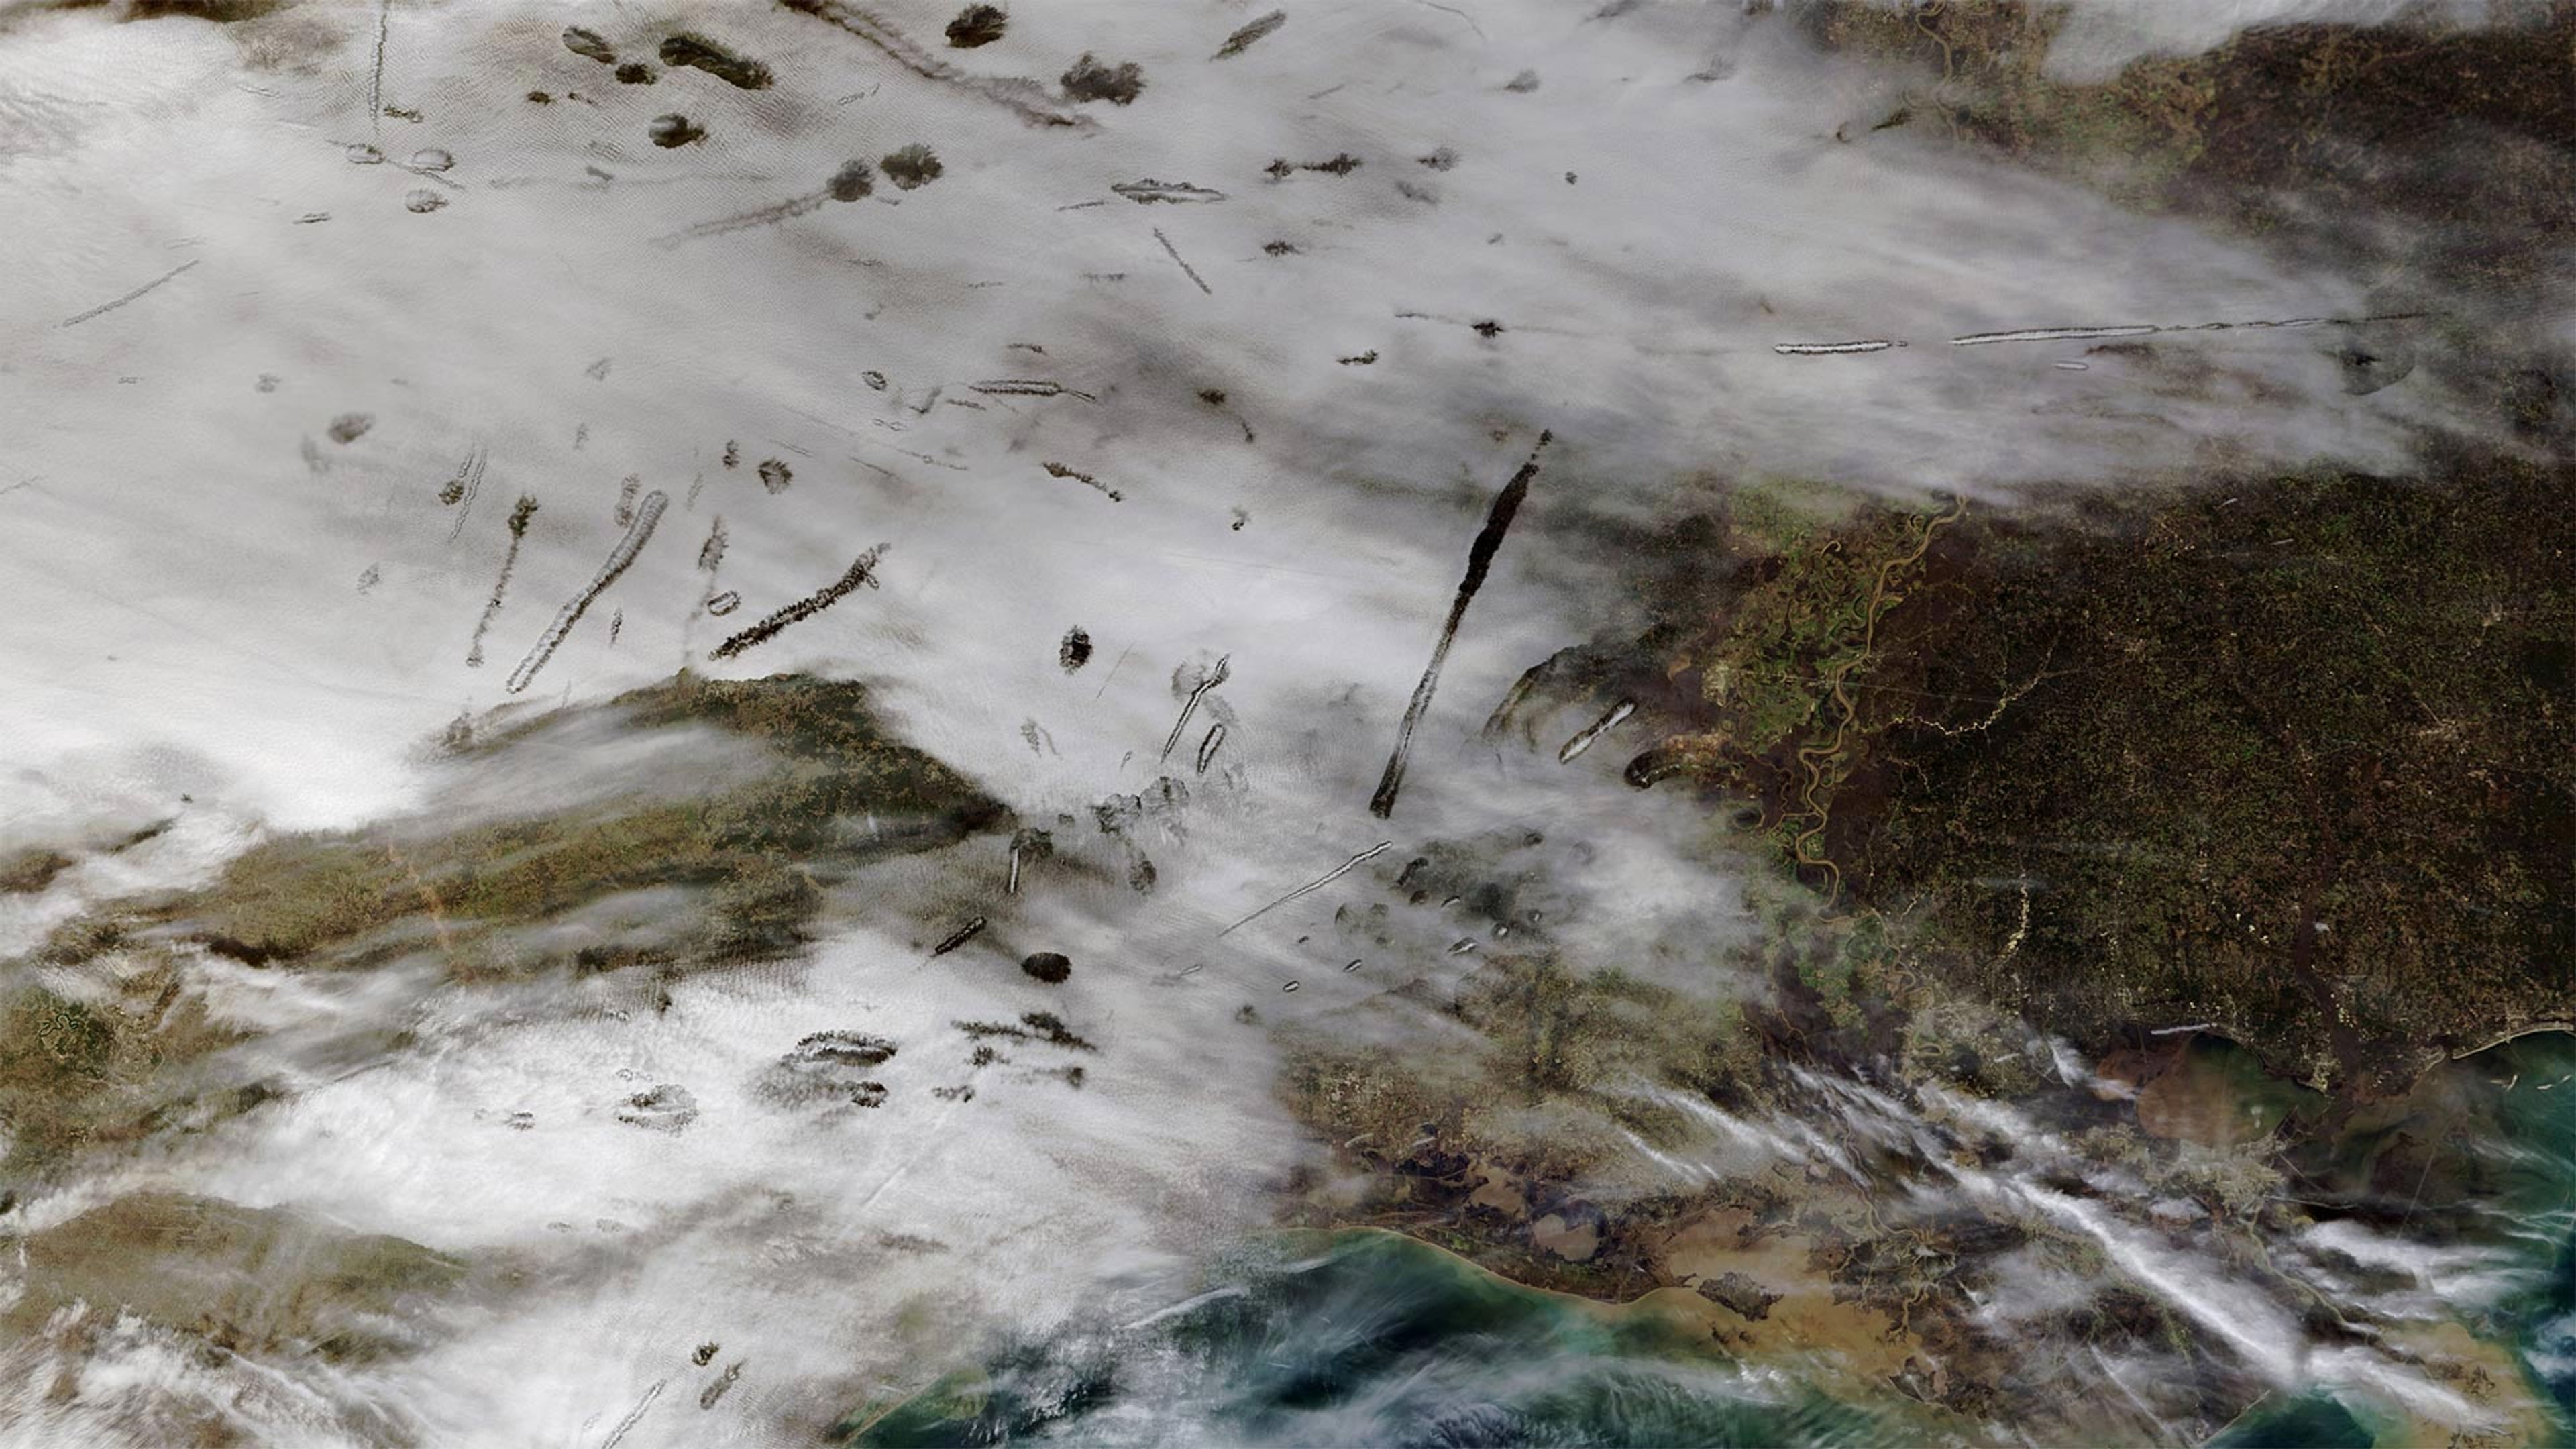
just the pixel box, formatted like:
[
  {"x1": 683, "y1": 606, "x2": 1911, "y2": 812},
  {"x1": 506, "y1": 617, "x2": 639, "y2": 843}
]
[{"x1": 2, "y1": 1, "x2": 2567, "y2": 1444}]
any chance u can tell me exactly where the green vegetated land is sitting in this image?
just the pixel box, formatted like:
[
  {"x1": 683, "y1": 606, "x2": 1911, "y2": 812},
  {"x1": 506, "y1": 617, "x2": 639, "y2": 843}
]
[
  {"x1": 1595, "y1": 455, "x2": 2569, "y2": 1093},
  {"x1": 192, "y1": 673, "x2": 1002, "y2": 973},
  {"x1": 1805, "y1": 0, "x2": 2576, "y2": 276},
  {"x1": 1348, "y1": 451, "x2": 2572, "y2": 1439}
]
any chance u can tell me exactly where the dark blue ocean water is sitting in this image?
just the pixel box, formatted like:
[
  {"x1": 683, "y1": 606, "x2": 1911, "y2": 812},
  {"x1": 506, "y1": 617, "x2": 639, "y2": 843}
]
[
  {"x1": 2494, "y1": 1036, "x2": 2576, "y2": 1436},
  {"x1": 849, "y1": 1228, "x2": 1921, "y2": 1448}
]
